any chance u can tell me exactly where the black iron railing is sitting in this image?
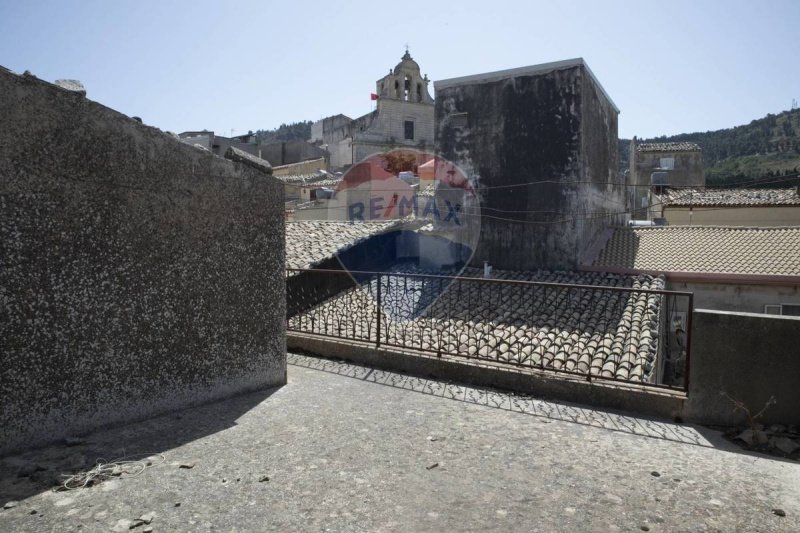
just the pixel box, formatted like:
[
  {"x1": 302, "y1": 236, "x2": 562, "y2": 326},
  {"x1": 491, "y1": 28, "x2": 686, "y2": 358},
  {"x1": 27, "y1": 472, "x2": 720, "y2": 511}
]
[{"x1": 286, "y1": 268, "x2": 693, "y2": 391}]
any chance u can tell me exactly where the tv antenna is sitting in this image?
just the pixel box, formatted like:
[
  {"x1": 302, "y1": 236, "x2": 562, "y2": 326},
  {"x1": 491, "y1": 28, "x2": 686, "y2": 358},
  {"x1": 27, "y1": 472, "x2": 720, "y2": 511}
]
[{"x1": 792, "y1": 98, "x2": 798, "y2": 110}]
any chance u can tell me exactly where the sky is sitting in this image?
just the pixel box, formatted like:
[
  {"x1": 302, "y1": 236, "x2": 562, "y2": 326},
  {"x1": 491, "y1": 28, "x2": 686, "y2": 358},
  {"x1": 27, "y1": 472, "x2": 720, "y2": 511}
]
[{"x1": 1, "y1": 0, "x2": 798, "y2": 139}]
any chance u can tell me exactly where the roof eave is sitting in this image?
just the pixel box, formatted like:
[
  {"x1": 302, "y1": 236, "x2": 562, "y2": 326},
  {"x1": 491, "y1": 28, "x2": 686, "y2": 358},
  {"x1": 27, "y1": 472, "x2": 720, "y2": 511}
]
[{"x1": 579, "y1": 265, "x2": 800, "y2": 286}]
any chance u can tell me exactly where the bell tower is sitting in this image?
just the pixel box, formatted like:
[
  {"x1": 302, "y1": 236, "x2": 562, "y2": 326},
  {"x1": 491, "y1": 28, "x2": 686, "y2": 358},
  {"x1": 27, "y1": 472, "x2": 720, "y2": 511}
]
[{"x1": 376, "y1": 50, "x2": 434, "y2": 104}]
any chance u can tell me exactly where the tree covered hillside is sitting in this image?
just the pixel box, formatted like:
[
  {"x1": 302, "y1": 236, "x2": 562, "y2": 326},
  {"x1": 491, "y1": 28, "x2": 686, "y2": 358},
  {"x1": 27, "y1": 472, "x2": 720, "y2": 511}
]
[
  {"x1": 621, "y1": 108, "x2": 800, "y2": 186},
  {"x1": 255, "y1": 120, "x2": 313, "y2": 143}
]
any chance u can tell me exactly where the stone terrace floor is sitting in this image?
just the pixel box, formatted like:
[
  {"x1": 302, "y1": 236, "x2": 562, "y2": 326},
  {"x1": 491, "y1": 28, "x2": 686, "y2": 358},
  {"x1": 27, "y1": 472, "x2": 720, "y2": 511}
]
[{"x1": 1, "y1": 353, "x2": 798, "y2": 532}]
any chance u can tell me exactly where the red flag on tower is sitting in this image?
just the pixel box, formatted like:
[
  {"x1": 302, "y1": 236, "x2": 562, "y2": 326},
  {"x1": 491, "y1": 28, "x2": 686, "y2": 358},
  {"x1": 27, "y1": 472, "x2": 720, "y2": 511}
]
[{"x1": 370, "y1": 93, "x2": 379, "y2": 100}]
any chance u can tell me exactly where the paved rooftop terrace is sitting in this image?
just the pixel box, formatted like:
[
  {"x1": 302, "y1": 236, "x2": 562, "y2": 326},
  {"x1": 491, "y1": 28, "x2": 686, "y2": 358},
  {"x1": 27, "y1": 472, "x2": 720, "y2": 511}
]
[{"x1": 1, "y1": 353, "x2": 798, "y2": 532}]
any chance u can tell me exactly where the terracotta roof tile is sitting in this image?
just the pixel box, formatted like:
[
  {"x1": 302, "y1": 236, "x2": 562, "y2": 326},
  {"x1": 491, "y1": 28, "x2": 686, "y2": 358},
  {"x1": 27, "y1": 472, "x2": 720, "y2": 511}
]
[
  {"x1": 657, "y1": 187, "x2": 800, "y2": 207},
  {"x1": 636, "y1": 142, "x2": 701, "y2": 152},
  {"x1": 286, "y1": 221, "x2": 398, "y2": 273},
  {"x1": 590, "y1": 226, "x2": 800, "y2": 276},
  {"x1": 290, "y1": 265, "x2": 667, "y2": 383}
]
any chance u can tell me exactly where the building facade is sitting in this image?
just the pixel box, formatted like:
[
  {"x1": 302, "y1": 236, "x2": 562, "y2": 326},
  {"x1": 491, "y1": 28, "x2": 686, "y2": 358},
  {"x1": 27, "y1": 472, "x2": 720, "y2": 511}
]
[
  {"x1": 435, "y1": 58, "x2": 625, "y2": 271},
  {"x1": 653, "y1": 186, "x2": 800, "y2": 226},
  {"x1": 583, "y1": 225, "x2": 800, "y2": 315},
  {"x1": 311, "y1": 51, "x2": 435, "y2": 169},
  {"x1": 629, "y1": 140, "x2": 704, "y2": 219},
  {"x1": 179, "y1": 131, "x2": 327, "y2": 168}
]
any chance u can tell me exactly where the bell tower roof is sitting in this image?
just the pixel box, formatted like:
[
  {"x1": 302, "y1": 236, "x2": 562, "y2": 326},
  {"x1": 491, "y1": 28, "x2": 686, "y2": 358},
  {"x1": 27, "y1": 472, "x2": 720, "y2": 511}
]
[
  {"x1": 377, "y1": 49, "x2": 433, "y2": 104},
  {"x1": 394, "y1": 49, "x2": 420, "y2": 73}
]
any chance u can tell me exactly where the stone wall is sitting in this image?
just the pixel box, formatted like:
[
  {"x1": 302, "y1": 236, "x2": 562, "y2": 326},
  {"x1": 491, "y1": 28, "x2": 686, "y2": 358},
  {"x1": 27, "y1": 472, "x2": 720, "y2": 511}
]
[
  {"x1": 272, "y1": 157, "x2": 328, "y2": 177},
  {"x1": 0, "y1": 68, "x2": 286, "y2": 455},
  {"x1": 435, "y1": 59, "x2": 625, "y2": 270},
  {"x1": 668, "y1": 280, "x2": 800, "y2": 314},
  {"x1": 258, "y1": 140, "x2": 327, "y2": 167},
  {"x1": 636, "y1": 150, "x2": 703, "y2": 188},
  {"x1": 684, "y1": 310, "x2": 800, "y2": 425}
]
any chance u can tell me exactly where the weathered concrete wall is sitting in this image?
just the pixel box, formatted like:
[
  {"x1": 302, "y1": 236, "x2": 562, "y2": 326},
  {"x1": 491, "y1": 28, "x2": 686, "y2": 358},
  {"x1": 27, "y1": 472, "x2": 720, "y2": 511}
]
[
  {"x1": 576, "y1": 67, "x2": 625, "y2": 268},
  {"x1": 0, "y1": 68, "x2": 286, "y2": 455},
  {"x1": 259, "y1": 140, "x2": 327, "y2": 167},
  {"x1": 435, "y1": 60, "x2": 625, "y2": 270},
  {"x1": 684, "y1": 310, "x2": 800, "y2": 425},
  {"x1": 668, "y1": 280, "x2": 800, "y2": 314},
  {"x1": 636, "y1": 151, "x2": 703, "y2": 189},
  {"x1": 272, "y1": 158, "x2": 328, "y2": 177}
]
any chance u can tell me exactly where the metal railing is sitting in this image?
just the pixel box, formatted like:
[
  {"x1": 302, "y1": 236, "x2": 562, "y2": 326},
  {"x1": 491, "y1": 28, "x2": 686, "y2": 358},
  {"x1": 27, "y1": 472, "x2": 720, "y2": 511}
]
[{"x1": 287, "y1": 268, "x2": 693, "y2": 391}]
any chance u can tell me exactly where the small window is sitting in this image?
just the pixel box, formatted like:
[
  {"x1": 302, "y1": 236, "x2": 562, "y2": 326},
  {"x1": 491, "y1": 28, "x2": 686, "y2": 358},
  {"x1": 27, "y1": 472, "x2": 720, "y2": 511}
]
[
  {"x1": 782, "y1": 304, "x2": 800, "y2": 316},
  {"x1": 404, "y1": 120, "x2": 415, "y2": 140},
  {"x1": 764, "y1": 304, "x2": 800, "y2": 316},
  {"x1": 660, "y1": 157, "x2": 675, "y2": 170}
]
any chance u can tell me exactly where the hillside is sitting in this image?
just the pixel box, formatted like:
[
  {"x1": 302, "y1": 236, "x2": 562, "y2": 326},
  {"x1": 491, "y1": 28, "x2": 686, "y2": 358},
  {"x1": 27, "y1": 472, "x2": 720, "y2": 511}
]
[
  {"x1": 621, "y1": 108, "x2": 800, "y2": 186},
  {"x1": 255, "y1": 120, "x2": 312, "y2": 143}
]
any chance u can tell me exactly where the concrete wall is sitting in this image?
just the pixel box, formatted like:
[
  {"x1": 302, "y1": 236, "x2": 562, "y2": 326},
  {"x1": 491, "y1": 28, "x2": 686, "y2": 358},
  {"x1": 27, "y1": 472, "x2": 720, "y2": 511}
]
[
  {"x1": 684, "y1": 310, "x2": 800, "y2": 425},
  {"x1": 435, "y1": 60, "x2": 625, "y2": 270},
  {"x1": 662, "y1": 206, "x2": 800, "y2": 226},
  {"x1": 311, "y1": 114, "x2": 352, "y2": 143},
  {"x1": 668, "y1": 280, "x2": 800, "y2": 314},
  {"x1": 0, "y1": 69, "x2": 286, "y2": 455},
  {"x1": 636, "y1": 151, "x2": 704, "y2": 188},
  {"x1": 630, "y1": 151, "x2": 704, "y2": 220},
  {"x1": 272, "y1": 157, "x2": 328, "y2": 177},
  {"x1": 258, "y1": 140, "x2": 327, "y2": 167}
]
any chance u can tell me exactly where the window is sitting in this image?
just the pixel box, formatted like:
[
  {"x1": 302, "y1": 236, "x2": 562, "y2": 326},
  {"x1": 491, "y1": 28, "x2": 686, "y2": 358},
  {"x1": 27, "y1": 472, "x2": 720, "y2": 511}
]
[
  {"x1": 660, "y1": 157, "x2": 675, "y2": 170},
  {"x1": 404, "y1": 120, "x2": 415, "y2": 140},
  {"x1": 764, "y1": 304, "x2": 800, "y2": 316}
]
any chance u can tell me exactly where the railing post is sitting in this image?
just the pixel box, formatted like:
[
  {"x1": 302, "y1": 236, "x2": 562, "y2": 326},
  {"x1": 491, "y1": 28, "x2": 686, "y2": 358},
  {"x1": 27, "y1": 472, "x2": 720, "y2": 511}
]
[
  {"x1": 683, "y1": 293, "x2": 693, "y2": 392},
  {"x1": 376, "y1": 273, "x2": 382, "y2": 348}
]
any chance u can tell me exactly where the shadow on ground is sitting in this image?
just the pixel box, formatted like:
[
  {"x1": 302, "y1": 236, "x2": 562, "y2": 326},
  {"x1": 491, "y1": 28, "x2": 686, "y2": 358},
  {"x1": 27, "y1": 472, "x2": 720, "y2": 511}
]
[
  {"x1": 0, "y1": 387, "x2": 279, "y2": 503},
  {"x1": 287, "y1": 351, "x2": 797, "y2": 465}
]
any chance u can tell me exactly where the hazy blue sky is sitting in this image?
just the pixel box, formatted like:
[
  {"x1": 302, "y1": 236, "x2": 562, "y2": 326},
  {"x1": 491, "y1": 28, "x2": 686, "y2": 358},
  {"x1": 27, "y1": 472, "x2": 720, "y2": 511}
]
[{"x1": 1, "y1": 0, "x2": 798, "y2": 139}]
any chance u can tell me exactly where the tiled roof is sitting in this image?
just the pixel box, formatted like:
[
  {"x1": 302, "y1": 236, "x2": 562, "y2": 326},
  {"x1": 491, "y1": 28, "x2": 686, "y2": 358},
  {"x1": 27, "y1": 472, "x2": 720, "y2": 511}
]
[
  {"x1": 276, "y1": 173, "x2": 319, "y2": 185},
  {"x1": 657, "y1": 187, "x2": 800, "y2": 207},
  {"x1": 224, "y1": 146, "x2": 272, "y2": 174},
  {"x1": 286, "y1": 221, "x2": 398, "y2": 272},
  {"x1": 289, "y1": 265, "x2": 667, "y2": 383},
  {"x1": 300, "y1": 179, "x2": 341, "y2": 188},
  {"x1": 637, "y1": 142, "x2": 700, "y2": 153},
  {"x1": 418, "y1": 183, "x2": 436, "y2": 198},
  {"x1": 590, "y1": 226, "x2": 800, "y2": 276}
]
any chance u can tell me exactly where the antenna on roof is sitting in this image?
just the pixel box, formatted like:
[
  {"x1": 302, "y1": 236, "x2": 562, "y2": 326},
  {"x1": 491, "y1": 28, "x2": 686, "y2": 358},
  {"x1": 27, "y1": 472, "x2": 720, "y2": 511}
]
[{"x1": 792, "y1": 98, "x2": 798, "y2": 111}]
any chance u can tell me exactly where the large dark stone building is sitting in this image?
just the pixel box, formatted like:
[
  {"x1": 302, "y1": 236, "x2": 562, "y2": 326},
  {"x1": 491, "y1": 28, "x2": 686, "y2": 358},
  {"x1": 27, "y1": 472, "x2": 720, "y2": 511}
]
[{"x1": 434, "y1": 58, "x2": 625, "y2": 271}]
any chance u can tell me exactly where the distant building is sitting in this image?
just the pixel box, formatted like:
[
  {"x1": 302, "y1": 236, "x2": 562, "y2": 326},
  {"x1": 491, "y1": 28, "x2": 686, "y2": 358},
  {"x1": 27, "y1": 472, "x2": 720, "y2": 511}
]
[
  {"x1": 653, "y1": 186, "x2": 800, "y2": 226},
  {"x1": 583, "y1": 225, "x2": 800, "y2": 315},
  {"x1": 435, "y1": 58, "x2": 624, "y2": 271},
  {"x1": 629, "y1": 140, "x2": 704, "y2": 219},
  {"x1": 272, "y1": 158, "x2": 328, "y2": 178},
  {"x1": 311, "y1": 51, "x2": 434, "y2": 169},
  {"x1": 179, "y1": 130, "x2": 326, "y2": 168}
]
